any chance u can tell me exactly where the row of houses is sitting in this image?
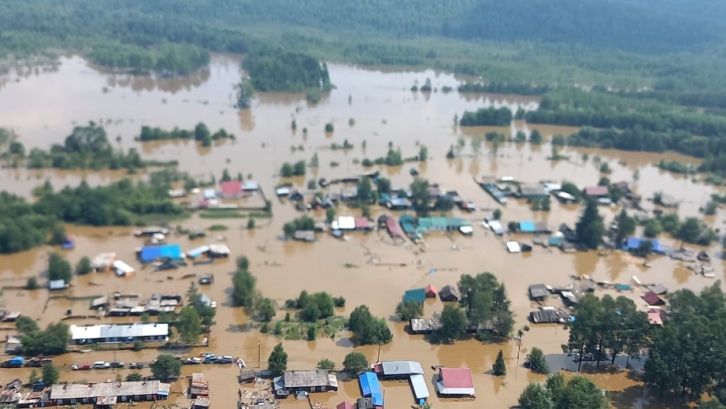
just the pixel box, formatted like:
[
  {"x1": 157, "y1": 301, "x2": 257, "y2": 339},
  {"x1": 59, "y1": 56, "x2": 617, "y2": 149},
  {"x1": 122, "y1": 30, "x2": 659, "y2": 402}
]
[
  {"x1": 0, "y1": 380, "x2": 170, "y2": 408},
  {"x1": 69, "y1": 323, "x2": 169, "y2": 345}
]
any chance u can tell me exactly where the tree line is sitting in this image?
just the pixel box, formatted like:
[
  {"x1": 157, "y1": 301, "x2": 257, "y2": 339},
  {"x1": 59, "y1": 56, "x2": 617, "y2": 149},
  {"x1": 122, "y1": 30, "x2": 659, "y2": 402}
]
[
  {"x1": 89, "y1": 41, "x2": 210, "y2": 76},
  {"x1": 459, "y1": 107, "x2": 513, "y2": 127},
  {"x1": 243, "y1": 47, "x2": 332, "y2": 94},
  {"x1": 138, "y1": 123, "x2": 234, "y2": 146}
]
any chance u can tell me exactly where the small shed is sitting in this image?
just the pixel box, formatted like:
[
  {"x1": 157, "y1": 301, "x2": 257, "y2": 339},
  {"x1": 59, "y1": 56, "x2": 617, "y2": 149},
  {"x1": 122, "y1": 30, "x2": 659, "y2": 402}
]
[
  {"x1": 294, "y1": 231, "x2": 316, "y2": 242},
  {"x1": 642, "y1": 291, "x2": 665, "y2": 306},
  {"x1": 91, "y1": 297, "x2": 109, "y2": 310},
  {"x1": 439, "y1": 285, "x2": 459, "y2": 302},
  {"x1": 583, "y1": 186, "x2": 609, "y2": 197},
  {"x1": 192, "y1": 397, "x2": 210, "y2": 409},
  {"x1": 404, "y1": 289, "x2": 426, "y2": 304},
  {"x1": 518, "y1": 185, "x2": 548, "y2": 199},
  {"x1": 648, "y1": 284, "x2": 668, "y2": 295},
  {"x1": 336, "y1": 402, "x2": 354, "y2": 409},
  {"x1": 424, "y1": 285, "x2": 438, "y2": 298},
  {"x1": 528, "y1": 284, "x2": 549, "y2": 301},
  {"x1": 648, "y1": 310, "x2": 663, "y2": 325},
  {"x1": 48, "y1": 280, "x2": 66, "y2": 291}
]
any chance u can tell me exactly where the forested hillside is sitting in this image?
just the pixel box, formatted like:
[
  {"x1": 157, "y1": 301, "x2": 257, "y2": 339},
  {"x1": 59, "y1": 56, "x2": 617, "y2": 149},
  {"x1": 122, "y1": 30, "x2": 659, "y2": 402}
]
[{"x1": 0, "y1": 0, "x2": 725, "y2": 88}]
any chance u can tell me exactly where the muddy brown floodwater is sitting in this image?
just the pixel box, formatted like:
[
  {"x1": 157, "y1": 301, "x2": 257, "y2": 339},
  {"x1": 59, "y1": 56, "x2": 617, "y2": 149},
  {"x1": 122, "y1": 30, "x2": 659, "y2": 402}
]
[{"x1": 0, "y1": 54, "x2": 724, "y2": 409}]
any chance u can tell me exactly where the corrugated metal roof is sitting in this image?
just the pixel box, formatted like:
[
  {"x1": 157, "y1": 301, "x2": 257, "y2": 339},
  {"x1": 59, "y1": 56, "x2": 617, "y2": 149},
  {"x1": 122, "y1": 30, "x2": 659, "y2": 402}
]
[
  {"x1": 70, "y1": 323, "x2": 169, "y2": 341},
  {"x1": 50, "y1": 381, "x2": 170, "y2": 400},
  {"x1": 381, "y1": 361, "x2": 424, "y2": 376},
  {"x1": 410, "y1": 374, "x2": 430, "y2": 399},
  {"x1": 358, "y1": 372, "x2": 383, "y2": 406},
  {"x1": 404, "y1": 289, "x2": 426, "y2": 303},
  {"x1": 283, "y1": 370, "x2": 330, "y2": 388}
]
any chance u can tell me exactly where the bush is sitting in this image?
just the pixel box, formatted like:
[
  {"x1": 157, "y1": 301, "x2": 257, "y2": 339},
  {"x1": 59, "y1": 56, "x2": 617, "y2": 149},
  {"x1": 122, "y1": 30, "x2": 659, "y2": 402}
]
[
  {"x1": 132, "y1": 340, "x2": 144, "y2": 351},
  {"x1": 333, "y1": 297, "x2": 346, "y2": 307},
  {"x1": 317, "y1": 358, "x2": 336, "y2": 371},
  {"x1": 325, "y1": 123, "x2": 334, "y2": 133},
  {"x1": 526, "y1": 347, "x2": 550, "y2": 374},
  {"x1": 26, "y1": 276, "x2": 39, "y2": 290},
  {"x1": 76, "y1": 257, "x2": 92, "y2": 275},
  {"x1": 307, "y1": 326, "x2": 317, "y2": 340}
]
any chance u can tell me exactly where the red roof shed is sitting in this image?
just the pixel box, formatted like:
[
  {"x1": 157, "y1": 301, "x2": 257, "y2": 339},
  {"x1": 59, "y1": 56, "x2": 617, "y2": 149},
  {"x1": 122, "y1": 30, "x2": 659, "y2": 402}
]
[
  {"x1": 583, "y1": 186, "x2": 609, "y2": 197},
  {"x1": 336, "y1": 402, "x2": 354, "y2": 409},
  {"x1": 385, "y1": 217, "x2": 401, "y2": 238},
  {"x1": 220, "y1": 181, "x2": 242, "y2": 197},
  {"x1": 425, "y1": 285, "x2": 438, "y2": 298},
  {"x1": 642, "y1": 291, "x2": 665, "y2": 306},
  {"x1": 354, "y1": 217, "x2": 371, "y2": 230}
]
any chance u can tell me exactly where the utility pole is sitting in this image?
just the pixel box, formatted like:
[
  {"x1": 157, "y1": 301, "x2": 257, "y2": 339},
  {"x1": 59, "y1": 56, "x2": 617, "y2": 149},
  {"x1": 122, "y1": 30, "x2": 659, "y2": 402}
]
[
  {"x1": 258, "y1": 341, "x2": 261, "y2": 368},
  {"x1": 376, "y1": 343, "x2": 381, "y2": 363}
]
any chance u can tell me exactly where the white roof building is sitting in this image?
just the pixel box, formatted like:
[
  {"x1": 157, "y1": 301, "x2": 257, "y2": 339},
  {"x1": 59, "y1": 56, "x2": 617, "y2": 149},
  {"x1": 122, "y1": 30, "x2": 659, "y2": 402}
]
[{"x1": 70, "y1": 323, "x2": 169, "y2": 344}]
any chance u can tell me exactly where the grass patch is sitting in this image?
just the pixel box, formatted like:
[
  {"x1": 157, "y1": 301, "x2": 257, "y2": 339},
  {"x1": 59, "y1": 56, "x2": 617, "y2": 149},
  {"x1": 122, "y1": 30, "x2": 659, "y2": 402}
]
[
  {"x1": 209, "y1": 224, "x2": 228, "y2": 231},
  {"x1": 199, "y1": 210, "x2": 247, "y2": 219},
  {"x1": 268, "y1": 315, "x2": 348, "y2": 340},
  {"x1": 134, "y1": 211, "x2": 190, "y2": 225}
]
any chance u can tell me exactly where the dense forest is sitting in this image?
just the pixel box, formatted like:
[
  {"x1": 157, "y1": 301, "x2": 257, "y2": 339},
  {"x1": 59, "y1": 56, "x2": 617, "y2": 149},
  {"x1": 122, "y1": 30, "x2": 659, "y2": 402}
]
[
  {"x1": 1, "y1": 1, "x2": 726, "y2": 91},
  {"x1": 0, "y1": 173, "x2": 184, "y2": 254},
  {"x1": 0, "y1": 123, "x2": 175, "y2": 171},
  {"x1": 244, "y1": 48, "x2": 332, "y2": 94}
]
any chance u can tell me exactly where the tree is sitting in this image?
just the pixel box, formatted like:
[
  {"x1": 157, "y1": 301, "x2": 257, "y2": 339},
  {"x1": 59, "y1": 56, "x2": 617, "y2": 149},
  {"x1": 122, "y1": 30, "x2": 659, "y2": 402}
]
[
  {"x1": 546, "y1": 373, "x2": 566, "y2": 406},
  {"x1": 21, "y1": 322, "x2": 70, "y2": 356},
  {"x1": 492, "y1": 350, "x2": 506, "y2": 376},
  {"x1": 293, "y1": 160, "x2": 306, "y2": 176},
  {"x1": 194, "y1": 123, "x2": 210, "y2": 142},
  {"x1": 126, "y1": 372, "x2": 143, "y2": 381},
  {"x1": 530, "y1": 129, "x2": 543, "y2": 144},
  {"x1": 348, "y1": 305, "x2": 393, "y2": 346},
  {"x1": 307, "y1": 326, "x2": 317, "y2": 340},
  {"x1": 395, "y1": 300, "x2": 423, "y2": 321},
  {"x1": 176, "y1": 306, "x2": 202, "y2": 345},
  {"x1": 26, "y1": 276, "x2": 39, "y2": 290},
  {"x1": 280, "y1": 163, "x2": 294, "y2": 177},
  {"x1": 48, "y1": 252, "x2": 72, "y2": 283},
  {"x1": 558, "y1": 376, "x2": 607, "y2": 409},
  {"x1": 357, "y1": 177, "x2": 373, "y2": 203},
  {"x1": 493, "y1": 209, "x2": 502, "y2": 220},
  {"x1": 151, "y1": 354, "x2": 182, "y2": 380},
  {"x1": 325, "y1": 123, "x2": 334, "y2": 133},
  {"x1": 643, "y1": 219, "x2": 663, "y2": 237},
  {"x1": 221, "y1": 168, "x2": 231, "y2": 182},
  {"x1": 247, "y1": 218, "x2": 255, "y2": 229},
  {"x1": 232, "y1": 269, "x2": 256, "y2": 307},
  {"x1": 418, "y1": 145, "x2": 428, "y2": 161},
  {"x1": 343, "y1": 352, "x2": 368, "y2": 375},
  {"x1": 699, "y1": 398, "x2": 726, "y2": 409},
  {"x1": 576, "y1": 199, "x2": 604, "y2": 249},
  {"x1": 637, "y1": 240, "x2": 653, "y2": 257},
  {"x1": 42, "y1": 363, "x2": 59, "y2": 385},
  {"x1": 526, "y1": 347, "x2": 549, "y2": 374},
  {"x1": 16, "y1": 316, "x2": 39, "y2": 333},
  {"x1": 326, "y1": 207, "x2": 336, "y2": 223},
  {"x1": 49, "y1": 224, "x2": 66, "y2": 245},
  {"x1": 256, "y1": 298, "x2": 276, "y2": 322},
  {"x1": 410, "y1": 178, "x2": 431, "y2": 216},
  {"x1": 440, "y1": 304, "x2": 467, "y2": 341},
  {"x1": 236, "y1": 256, "x2": 250, "y2": 271},
  {"x1": 76, "y1": 256, "x2": 92, "y2": 275},
  {"x1": 519, "y1": 382, "x2": 553, "y2": 409},
  {"x1": 614, "y1": 210, "x2": 636, "y2": 244},
  {"x1": 29, "y1": 368, "x2": 40, "y2": 385},
  {"x1": 268, "y1": 343, "x2": 288, "y2": 376},
  {"x1": 317, "y1": 358, "x2": 336, "y2": 371}
]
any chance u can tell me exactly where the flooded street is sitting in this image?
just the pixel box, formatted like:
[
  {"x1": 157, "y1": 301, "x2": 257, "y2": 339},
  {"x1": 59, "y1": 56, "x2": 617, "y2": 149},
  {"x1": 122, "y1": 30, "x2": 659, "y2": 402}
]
[{"x1": 0, "y1": 55, "x2": 722, "y2": 409}]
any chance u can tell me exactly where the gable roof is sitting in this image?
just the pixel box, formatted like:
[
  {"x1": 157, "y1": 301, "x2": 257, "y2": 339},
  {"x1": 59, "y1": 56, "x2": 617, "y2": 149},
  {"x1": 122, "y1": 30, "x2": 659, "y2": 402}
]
[
  {"x1": 437, "y1": 368, "x2": 475, "y2": 395},
  {"x1": 439, "y1": 285, "x2": 459, "y2": 301},
  {"x1": 220, "y1": 181, "x2": 242, "y2": 195},
  {"x1": 584, "y1": 186, "x2": 609, "y2": 196},
  {"x1": 283, "y1": 370, "x2": 330, "y2": 388},
  {"x1": 642, "y1": 291, "x2": 665, "y2": 305},
  {"x1": 404, "y1": 288, "x2": 426, "y2": 303},
  {"x1": 380, "y1": 361, "x2": 424, "y2": 376},
  {"x1": 425, "y1": 285, "x2": 438, "y2": 297}
]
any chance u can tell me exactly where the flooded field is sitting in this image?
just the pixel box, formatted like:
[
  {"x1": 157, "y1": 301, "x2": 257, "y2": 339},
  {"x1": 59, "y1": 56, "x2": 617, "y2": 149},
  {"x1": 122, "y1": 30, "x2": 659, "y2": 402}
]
[{"x1": 0, "y1": 54, "x2": 723, "y2": 409}]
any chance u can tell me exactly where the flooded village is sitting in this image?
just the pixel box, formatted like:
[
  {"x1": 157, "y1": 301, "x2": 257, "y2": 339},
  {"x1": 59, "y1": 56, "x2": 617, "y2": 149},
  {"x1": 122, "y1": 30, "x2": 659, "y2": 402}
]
[{"x1": 0, "y1": 54, "x2": 724, "y2": 409}]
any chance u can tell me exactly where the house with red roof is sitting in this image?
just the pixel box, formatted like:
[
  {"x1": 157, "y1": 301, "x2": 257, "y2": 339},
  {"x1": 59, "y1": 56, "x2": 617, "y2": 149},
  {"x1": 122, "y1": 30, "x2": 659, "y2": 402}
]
[
  {"x1": 220, "y1": 181, "x2": 242, "y2": 199},
  {"x1": 425, "y1": 285, "x2": 438, "y2": 298},
  {"x1": 435, "y1": 368, "x2": 475, "y2": 398},
  {"x1": 583, "y1": 186, "x2": 609, "y2": 198}
]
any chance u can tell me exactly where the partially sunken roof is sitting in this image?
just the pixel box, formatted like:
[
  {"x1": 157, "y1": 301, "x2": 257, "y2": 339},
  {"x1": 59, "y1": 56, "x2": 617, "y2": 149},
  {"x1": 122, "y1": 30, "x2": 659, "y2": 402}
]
[
  {"x1": 528, "y1": 284, "x2": 549, "y2": 299},
  {"x1": 283, "y1": 370, "x2": 330, "y2": 388}
]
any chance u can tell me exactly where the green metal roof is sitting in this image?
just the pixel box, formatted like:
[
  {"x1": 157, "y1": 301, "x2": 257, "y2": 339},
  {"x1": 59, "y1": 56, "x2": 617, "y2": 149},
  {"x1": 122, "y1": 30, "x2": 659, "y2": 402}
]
[{"x1": 404, "y1": 288, "x2": 426, "y2": 303}]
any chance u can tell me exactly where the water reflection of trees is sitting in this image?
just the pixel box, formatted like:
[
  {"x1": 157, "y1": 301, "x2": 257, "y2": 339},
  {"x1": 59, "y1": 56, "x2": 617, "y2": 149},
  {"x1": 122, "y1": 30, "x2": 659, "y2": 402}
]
[{"x1": 104, "y1": 68, "x2": 211, "y2": 94}]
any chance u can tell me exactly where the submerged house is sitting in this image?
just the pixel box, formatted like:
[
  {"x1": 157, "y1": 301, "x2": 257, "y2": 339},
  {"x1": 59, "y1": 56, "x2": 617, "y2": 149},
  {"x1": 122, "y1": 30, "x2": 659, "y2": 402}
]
[
  {"x1": 439, "y1": 285, "x2": 459, "y2": 302},
  {"x1": 139, "y1": 245, "x2": 182, "y2": 263},
  {"x1": 435, "y1": 368, "x2": 475, "y2": 398},
  {"x1": 220, "y1": 181, "x2": 243, "y2": 199},
  {"x1": 358, "y1": 372, "x2": 383, "y2": 407},
  {"x1": 273, "y1": 370, "x2": 338, "y2": 398},
  {"x1": 404, "y1": 289, "x2": 426, "y2": 306},
  {"x1": 47, "y1": 381, "x2": 170, "y2": 406},
  {"x1": 69, "y1": 323, "x2": 169, "y2": 345},
  {"x1": 518, "y1": 184, "x2": 548, "y2": 199}
]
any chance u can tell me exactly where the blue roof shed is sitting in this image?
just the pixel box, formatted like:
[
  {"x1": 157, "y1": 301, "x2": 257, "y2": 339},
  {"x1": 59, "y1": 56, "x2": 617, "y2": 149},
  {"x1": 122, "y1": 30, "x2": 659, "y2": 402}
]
[
  {"x1": 404, "y1": 288, "x2": 426, "y2": 303},
  {"x1": 624, "y1": 237, "x2": 664, "y2": 254},
  {"x1": 359, "y1": 372, "x2": 383, "y2": 407},
  {"x1": 519, "y1": 221, "x2": 535, "y2": 233},
  {"x1": 140, "y1": 244, "x2": 183, "y2": 263}
]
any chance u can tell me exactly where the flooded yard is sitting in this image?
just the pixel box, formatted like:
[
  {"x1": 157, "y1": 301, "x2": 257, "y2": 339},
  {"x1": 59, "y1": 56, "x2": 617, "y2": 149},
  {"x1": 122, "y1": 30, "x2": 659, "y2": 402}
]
[{"x1": 0, "y1": 54, "x2": 722, "y2": 409}]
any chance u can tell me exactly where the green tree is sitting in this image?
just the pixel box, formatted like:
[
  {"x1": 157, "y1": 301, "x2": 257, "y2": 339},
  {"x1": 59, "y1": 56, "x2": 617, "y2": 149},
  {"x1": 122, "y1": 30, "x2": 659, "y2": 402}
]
[
  {"x1": 132, "y1": 340, "x2": 144, "y2": 351},
  {"x1": 614, "y1": 210, "x2": 636, "y2": 244},
  {"x1": 348, "y1": 305, "x2": 393, "y2": 346},
  {"x1": 546, "y1": 373, "x2": 566, "y2": 406},
  {"x1": 247, "y1": 218, "x2": 255, "y2": 229},
  {"x1": 699, "y1": 398, "x2": 726, "y2": 409},
  {"x1": 317, "y1": 358, "x2": 336, "y2": 371},
  {"x1": 42, "y1": 363, "x2": 59, "y2": 385},
  {"x1": 176, "y1": 306, "x2": 202, "y2": 344},
  {"x1": 643, "y1": 219, "x2": 663, "y2": 237},
  {"x1": 526, "y1": 347, "x2": 549, "y2": 374},
  {"x1": 418, "y1": 145, "x2": 428, "y2": 161},
  {"x1": 21, "y1": 322, "x2": 70, "y2": 356},
  {"x1": 126, "y1": 372, "x2": 143, "y2": 381},
  {"x1": 530, "y1": 129, "x2": 543, "y2": 144},
  {"x1": 16, "y1": 316, "x2": 39, "y2": 333},
  {"x1": 221, "y1": 168, "x2": 231, "y2": 182},
  {"x1": 599, "y1": 162, "x2": 612, "y2": 174},
  {"x1": 26, "y1": 276, "x2": 39, "y2": 290},
  {"x1": 268, "y1": 343, "x2": 288, "y2": 376},
  {"x1": 232, "y1": 269, "x2": 256, "y2": 307},
  {"x1": 440, "y1": 304, "x2": 467, "y2": 342},
  {"x1": 325, "y1": 123, "x2": 334, "y2": 133},
  {"x1": 236, "y1": 80, "x2": 255, "y2": 109},
  {"x1": 29, "y1": 369, "x2": 39, "y2": 385},
  {"x1": 49, "y1": 224, "x2": 66, "y2": 245},
  {"x1": 519, "y1": 382, "x2": 553, "y2": 409},
  {"x1": 48, "y1": 252, "x2": 72, "y2": 283},
  {"x1": 150, "y1": 354, "x2": 182, "y2": 381},
  {"x1": 515, "y1": 130, "x2": 527, "y2": 143},
  {"x1": 558, "y1": 376, "x2": 608, "y2": 409},
  {"x1": 236, "y1": 256, "x2": 250, "y2": 271},
  {"x1": 575, "y1": 199, "x2": 604, "y2": 249},
  {"x1": 76, "y1": 256, "x2": 92, "y2": 275},
  {"x1": 493, "y1": 209, "x2": 502, "y2": 220},
  {"x1": 357, "y1": 177, "x2": 373, "y2": 203},
  {"x1": 326, "y1": 207, "x2": 336, "y2": 223},
  {"x1": 293, "y1": 160, "x2": 306, "y2": 176},
  {"x1": 395, "y1": 300, "x2": 423, "y2": 321},
  {"x1": 194, "y1": 123, "x2": 210, "y2": 142},
  {"x1": 410, "y1": 178, "x2": 431, "y2": 216},
  {"x1": 307, "y1": 326, "x2": 317, "y2": 340},
  {"x1": 492, "y1": 349, "x2": 506, "y2": 376},
  {"x1": 256, "y1": 298, "x2": 276, "y2": 322},
  {"x1": 280, "y1": 163, "x2": 294, "y2": 177},
  {"x1": 343, "y1": 352, "x2": 368, "y2": 375}
]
